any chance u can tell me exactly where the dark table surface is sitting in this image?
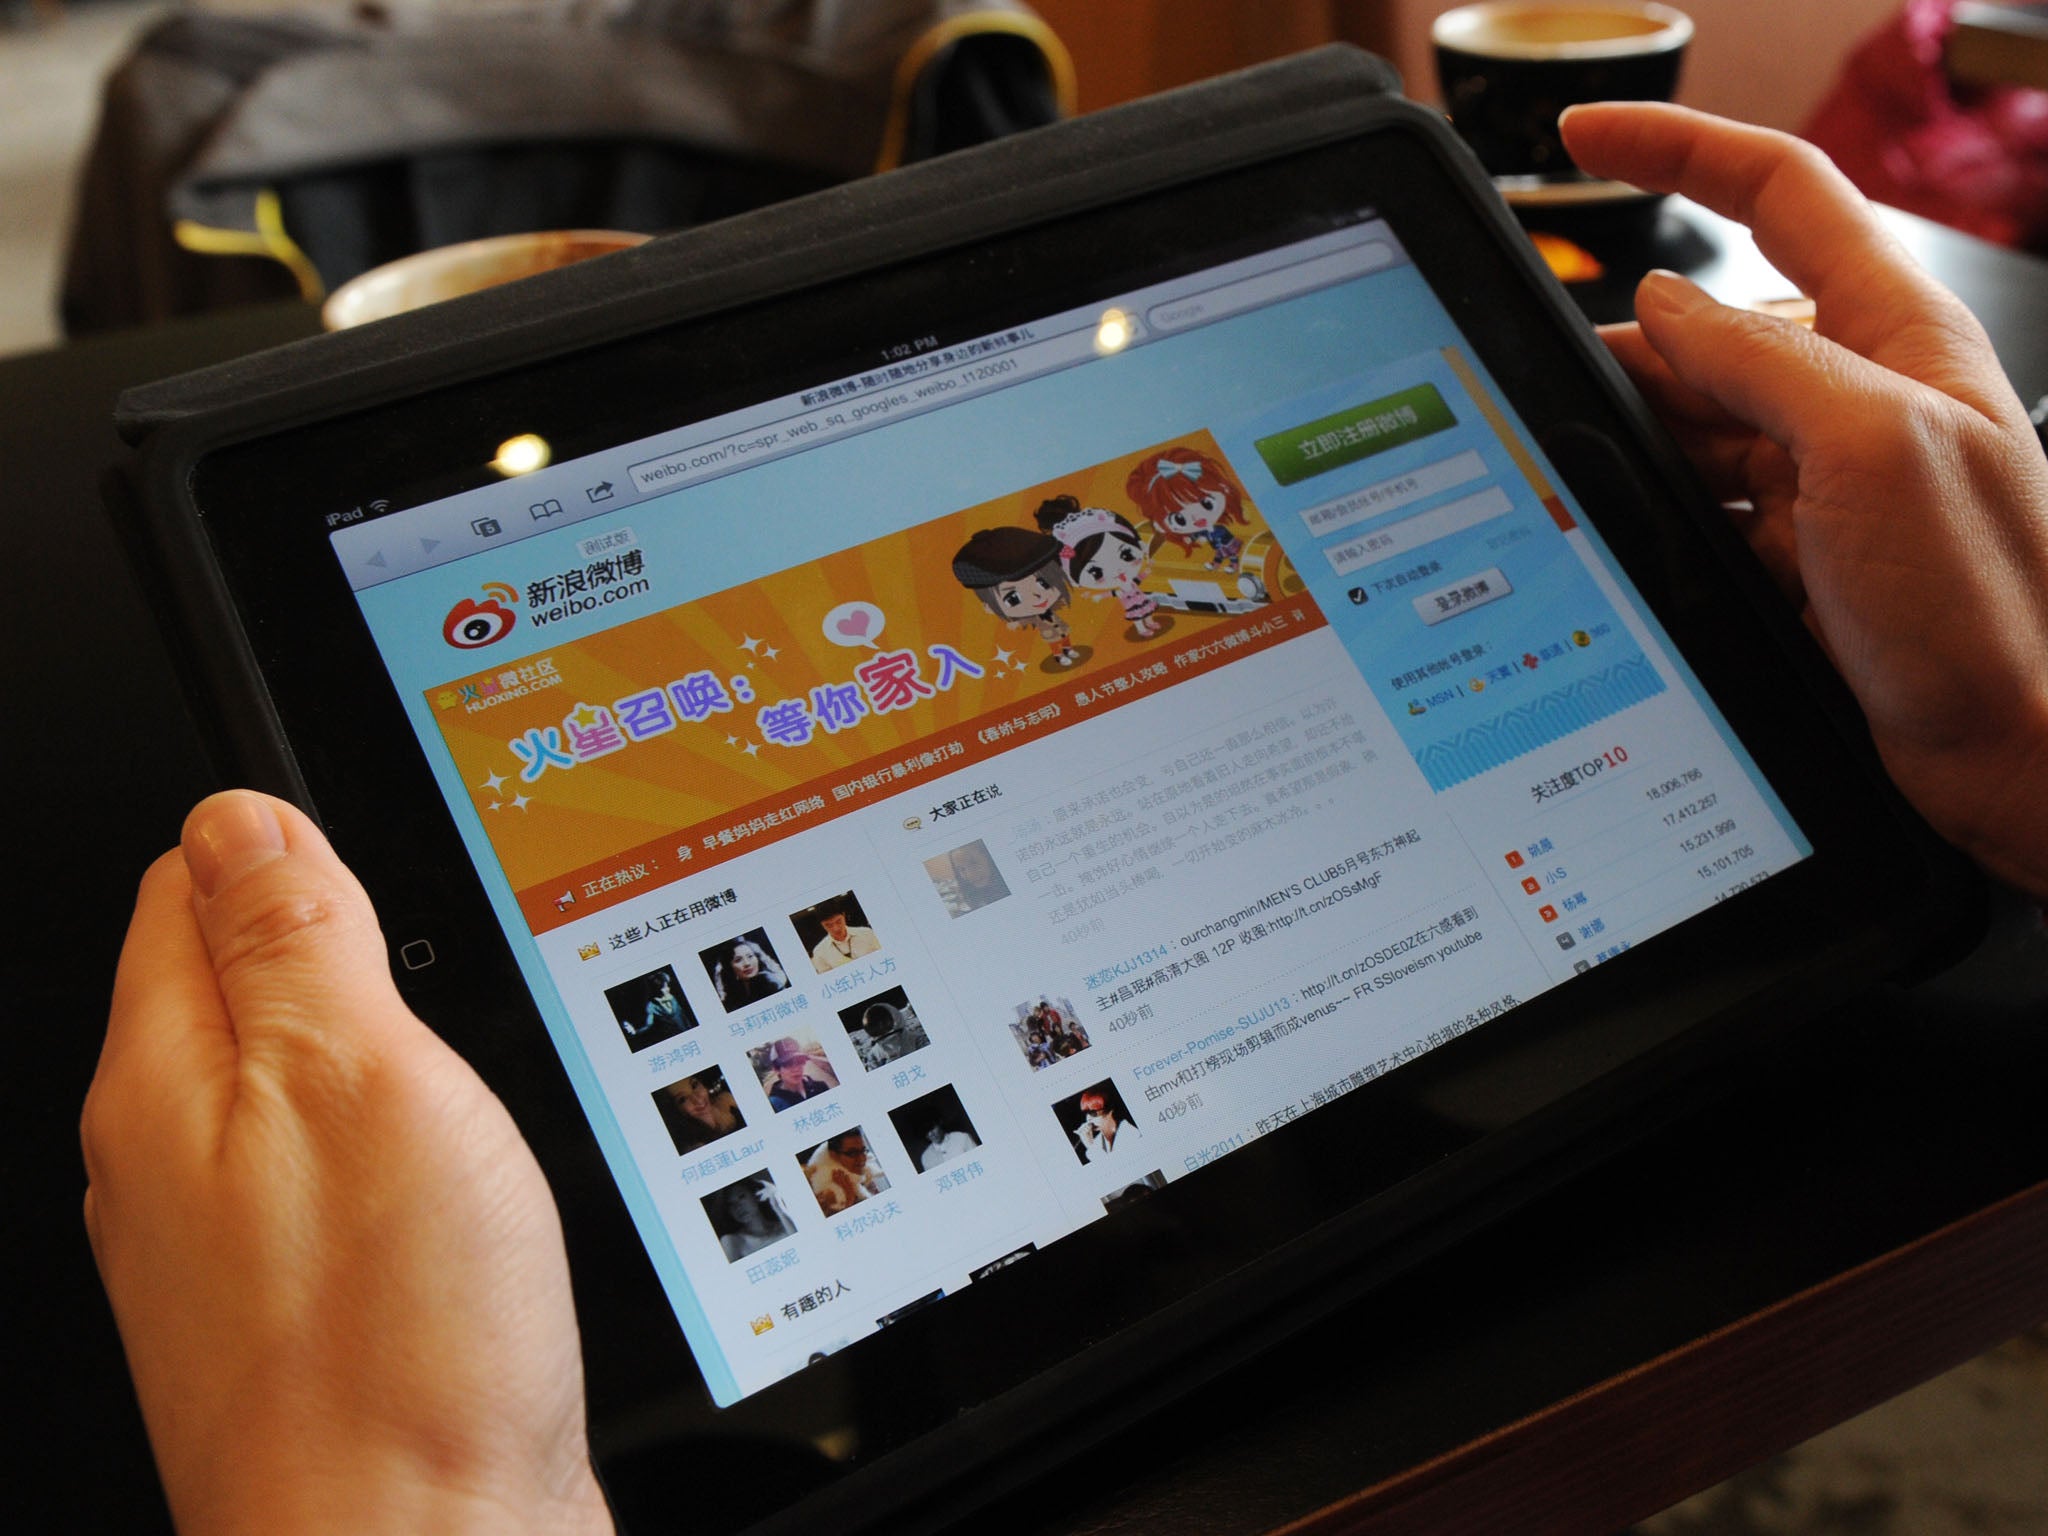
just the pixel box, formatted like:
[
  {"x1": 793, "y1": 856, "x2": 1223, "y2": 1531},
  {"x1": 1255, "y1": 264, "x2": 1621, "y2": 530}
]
[{"x1": 9, "y1": 200, "x2": 2048, "y2": 1535}]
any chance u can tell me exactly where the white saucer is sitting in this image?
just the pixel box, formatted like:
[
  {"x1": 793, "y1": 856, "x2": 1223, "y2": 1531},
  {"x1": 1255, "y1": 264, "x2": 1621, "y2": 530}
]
[{"x1": 1494, "y1": 175, "x2": 1657, "y2": 207}]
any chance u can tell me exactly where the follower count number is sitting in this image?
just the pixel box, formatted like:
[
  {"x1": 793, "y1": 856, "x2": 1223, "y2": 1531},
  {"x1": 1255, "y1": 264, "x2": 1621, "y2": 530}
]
[
  {"x1": 1695, "y1": 844, "x2": 1755, "y2": 880},
  {"x1": 1661, "y1": 792, "x2": 1718, "y2": 828},
  {"x1": 1644, "y1": 767, "x2": 1705, "y2": 801}
]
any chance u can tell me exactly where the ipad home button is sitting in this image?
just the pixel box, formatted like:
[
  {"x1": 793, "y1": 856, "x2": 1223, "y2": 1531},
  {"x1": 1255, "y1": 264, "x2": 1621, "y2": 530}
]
[{"x1": 398, "y1": 938, "x2": 436, "y2": 972}]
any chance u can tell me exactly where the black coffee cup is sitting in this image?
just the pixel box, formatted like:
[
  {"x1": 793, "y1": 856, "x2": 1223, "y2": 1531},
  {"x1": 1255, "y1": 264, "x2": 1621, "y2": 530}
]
[{"x1": 1433, "y1": 3, "x2": 1693, "y2": 179}]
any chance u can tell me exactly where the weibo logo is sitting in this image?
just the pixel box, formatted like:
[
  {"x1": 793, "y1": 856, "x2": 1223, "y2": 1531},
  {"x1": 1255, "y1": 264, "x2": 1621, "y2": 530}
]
[{"x1": 443, "y1": 582, "x2": 520, "y2": 648}]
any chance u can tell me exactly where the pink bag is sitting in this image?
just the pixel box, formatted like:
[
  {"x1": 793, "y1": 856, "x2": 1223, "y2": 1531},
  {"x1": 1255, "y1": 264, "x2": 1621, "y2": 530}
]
[{"x1": 1802, "y1": 0, "x2": 2048, "y2": 251}]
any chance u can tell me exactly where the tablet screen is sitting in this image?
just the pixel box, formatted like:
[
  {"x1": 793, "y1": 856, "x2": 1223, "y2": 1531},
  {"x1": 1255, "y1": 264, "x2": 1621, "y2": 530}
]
[{"x1": 327, "y1": 213, "x2": 1808, "y2": 1405}]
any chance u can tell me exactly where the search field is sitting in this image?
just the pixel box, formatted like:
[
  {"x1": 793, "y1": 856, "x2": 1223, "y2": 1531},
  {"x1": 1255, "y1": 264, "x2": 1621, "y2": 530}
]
[{"x1": 1145, "y1": 240, "x2": 1394, "y2": 335}]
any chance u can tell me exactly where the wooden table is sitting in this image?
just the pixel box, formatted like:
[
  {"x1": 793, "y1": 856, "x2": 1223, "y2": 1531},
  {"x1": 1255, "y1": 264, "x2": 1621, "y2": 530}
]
[{"x1": 8, "y1": 202, "x2": 2047, "y2": 1536}]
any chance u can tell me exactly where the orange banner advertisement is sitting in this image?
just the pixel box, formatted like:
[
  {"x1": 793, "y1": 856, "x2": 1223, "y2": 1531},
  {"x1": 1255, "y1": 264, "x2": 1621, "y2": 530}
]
[{"x1": 424, "y1": 431, "x2": 1325, "y2": 932}]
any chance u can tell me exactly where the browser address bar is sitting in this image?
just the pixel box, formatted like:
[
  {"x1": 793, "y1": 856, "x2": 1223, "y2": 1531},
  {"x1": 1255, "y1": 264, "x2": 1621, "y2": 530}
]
[
  {"x1": 627, "y1": 235, "x2": 1396, "y2": 495},
  {"x1": 628, "y1": 323, "x2": 1126, "y2": 494}
]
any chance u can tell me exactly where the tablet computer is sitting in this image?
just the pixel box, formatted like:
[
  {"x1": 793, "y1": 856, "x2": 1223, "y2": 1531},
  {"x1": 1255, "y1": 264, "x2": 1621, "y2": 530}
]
[{"x1": 113, "y1": 47, "x2": 1976, "y2": 1536}]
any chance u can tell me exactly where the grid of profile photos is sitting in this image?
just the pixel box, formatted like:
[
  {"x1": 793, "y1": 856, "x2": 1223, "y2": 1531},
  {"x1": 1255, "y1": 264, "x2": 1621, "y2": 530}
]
[
  {"x1": 599, "y1": 883, "x2": 992, "y2": 1272},
  {"x1": 601, "y1": 857, "x2": 1159, "y2": 1301}
]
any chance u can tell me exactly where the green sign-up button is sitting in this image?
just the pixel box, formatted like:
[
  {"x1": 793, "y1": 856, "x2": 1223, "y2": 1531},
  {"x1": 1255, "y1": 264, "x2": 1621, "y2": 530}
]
[{"x1": 1254, "y1": 383, "x2": 1456, "y2": 487}]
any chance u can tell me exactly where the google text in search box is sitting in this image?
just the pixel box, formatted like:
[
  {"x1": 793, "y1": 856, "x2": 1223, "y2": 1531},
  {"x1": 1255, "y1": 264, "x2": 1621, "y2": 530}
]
[{"x1": 1145, "y1": 240, "x2": 1396, "y2": 334}]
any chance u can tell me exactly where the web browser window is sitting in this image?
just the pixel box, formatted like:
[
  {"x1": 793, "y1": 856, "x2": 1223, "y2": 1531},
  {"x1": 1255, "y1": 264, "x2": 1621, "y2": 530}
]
[{"x1": 337, "y1": 218, "x2": 1808, "y2": 1405}]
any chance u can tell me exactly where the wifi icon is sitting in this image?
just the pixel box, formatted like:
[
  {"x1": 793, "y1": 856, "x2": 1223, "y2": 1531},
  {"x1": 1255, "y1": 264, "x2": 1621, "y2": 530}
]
[
  {"x1": 368, "y1": 498, "x2": 393, "y2": 515},
  {"x1": 481, "y1": 581, "x2": 520, "y2": 607}
]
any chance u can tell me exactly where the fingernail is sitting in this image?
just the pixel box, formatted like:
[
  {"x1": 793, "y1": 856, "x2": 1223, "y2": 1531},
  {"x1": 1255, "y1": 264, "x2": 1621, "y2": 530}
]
[
  {"x1": 1638, "y1": 269, "x2": 1710, "y2": 319},
  {"x1": 184, "y1": 791, "x2": 288, "y2": 899}
]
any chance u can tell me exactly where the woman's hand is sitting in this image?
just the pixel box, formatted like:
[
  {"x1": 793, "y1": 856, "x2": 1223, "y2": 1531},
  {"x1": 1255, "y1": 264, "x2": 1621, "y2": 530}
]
[
  {"x1": 1562, "y1": 103, "x2": 2048, "y2": 897},
  {"x1": 82, "y1": 790, "x2": 613, "y2": 1536}
]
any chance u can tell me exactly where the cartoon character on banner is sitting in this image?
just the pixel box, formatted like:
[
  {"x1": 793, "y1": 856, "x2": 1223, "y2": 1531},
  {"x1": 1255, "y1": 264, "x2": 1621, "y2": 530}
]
[
  {"x1": 1035, "y1": 496, "x2": 1171, "y2": 642},
  {"x1": 1126, "y1": 446, "x2": 1250, "y2": 572},
  {"x1": 952, "y1": 525, "x2": 1093, "y2": 674}
]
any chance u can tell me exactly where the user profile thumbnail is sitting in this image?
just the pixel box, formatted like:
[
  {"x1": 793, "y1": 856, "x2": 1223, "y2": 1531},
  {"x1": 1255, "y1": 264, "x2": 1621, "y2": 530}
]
[
  {"x1": 746, "y1": 1034, "x2": 840, "y2": 1112},
  {"x1": 700, "y1": 928, "x2": 790, "y2": 1012},
  {"x1": 923, "y1": 839, "x2": 1010, "y2": 917},
  {"x1": 791, "y1": 890, "x2": 883, "y2": 974},
  {"x1": 702, "y1": 1171, "x2": 798, "y2": 1263},
  {"x1": 1051, "y1": 1078, "x2": 1140, "y2": 1166},
  {"x1": 1009, "y1": 994, "x2": 1089, "y2": 1071},
  {"x1": 838, "y1": 985, "x2": 931, "y2": 1071},
  {"x1": 652, "y1": 1066, "x2": 746, "y2": 1155},
  {"x1": 800, "y1": 1126, "x2": 891, "y2": 1215},
  {"x1": 604, "y1": 963, "x2": 697, "y2": 1052},
  {"x1": 889, "y1": 1084, "x2": 981, "y2": 1173}
]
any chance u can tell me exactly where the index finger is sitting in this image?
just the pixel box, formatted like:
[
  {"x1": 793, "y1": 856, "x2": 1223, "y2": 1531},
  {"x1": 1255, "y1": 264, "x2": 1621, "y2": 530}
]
[{"x1": 1559, "y1": 103, "x2": 2002, "y2": 411}]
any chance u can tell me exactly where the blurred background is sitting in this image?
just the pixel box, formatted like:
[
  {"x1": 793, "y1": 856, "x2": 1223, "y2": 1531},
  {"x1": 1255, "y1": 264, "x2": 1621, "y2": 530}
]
[{"x1": 13, "y1": 0, "x2": 2047, "y2": 356}]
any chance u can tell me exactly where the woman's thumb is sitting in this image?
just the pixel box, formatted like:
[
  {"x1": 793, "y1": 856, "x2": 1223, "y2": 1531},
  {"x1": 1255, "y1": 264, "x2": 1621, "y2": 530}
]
[{"x1": 181, "y1": 790, "x2": 408, "y2": 1042}]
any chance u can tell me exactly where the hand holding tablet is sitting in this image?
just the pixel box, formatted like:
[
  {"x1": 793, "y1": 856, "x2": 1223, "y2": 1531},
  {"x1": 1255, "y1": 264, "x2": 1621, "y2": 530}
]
[
  {"x1": 84, "y1": 792, "x2": 611, "y2": 1536},
  {"x1": 1566, "y1": 103, "x2": 2048, "y2": 897}
]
